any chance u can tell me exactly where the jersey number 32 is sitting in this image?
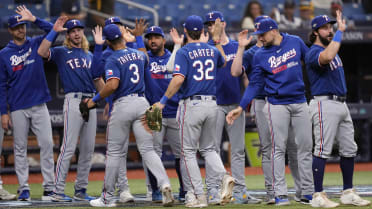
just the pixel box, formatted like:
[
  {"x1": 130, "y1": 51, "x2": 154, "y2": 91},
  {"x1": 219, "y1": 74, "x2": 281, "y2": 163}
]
[{"x1": 193, "y1": 59, "x2": 214, "y2": 81}]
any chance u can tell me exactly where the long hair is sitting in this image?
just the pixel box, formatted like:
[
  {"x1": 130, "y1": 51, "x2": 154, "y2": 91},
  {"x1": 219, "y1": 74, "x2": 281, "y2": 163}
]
[
  {"x1": 241, "y1": 0, "x2": 263, "y2": 26},
  {"x1": 309, "y1": 30, "x2": 317, "y2": 44},
  {"x1": 63, "y1": 34, "x2": 90, "y2": 53}
]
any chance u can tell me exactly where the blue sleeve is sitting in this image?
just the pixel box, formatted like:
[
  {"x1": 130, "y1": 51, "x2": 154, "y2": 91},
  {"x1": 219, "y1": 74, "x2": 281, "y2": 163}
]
[
  {"x1": 49, "y1": 47, "x2": 63, "y2": 62},
  {"x1": 33, "y1": 17, "x2": 53, "y2": 33},
  {"x1": 239, "y1": 56, "x2": 265, "y2": 109},
  {"x1": 0, "y1": 59, "x2": 9, "y2": 115},
  {"x1": 105, "y1": 59, "x2": 120, "y2": 81},
  {"x1": 243, "y1": 50, "x2": 253, "y2": 76},
  {"x1": 305, "y1": 47, "x2": 323, "y2": 70},
  {"x1": 299, "y1": 38, "x2": 309, "y2": 61},
  {"x1": 173, "y1": 50, "x2": 188, "y2": 77},
  {"x1": 91, "y1": 44, "x2": 104, "y2": 79},
  {"x1": 216, "y1": 49, "x2": 225, "y2": 68}
]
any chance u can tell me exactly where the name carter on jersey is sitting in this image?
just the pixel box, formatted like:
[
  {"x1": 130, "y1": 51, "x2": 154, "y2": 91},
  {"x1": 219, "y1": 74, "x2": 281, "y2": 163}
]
[{"x1": 188, "y1": 48, "x2": 215, "y2": 59}]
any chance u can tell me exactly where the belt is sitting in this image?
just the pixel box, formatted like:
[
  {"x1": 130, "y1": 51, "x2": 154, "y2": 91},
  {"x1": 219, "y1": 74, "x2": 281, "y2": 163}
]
[
  {"x1": 188, "y1": 95, "x2": 216, "y2": 101},
  {"x1": 255, "y1": 96, "x2": 266, "y2": 100},
  {"x1": 312, "y1": 95, "x2": 346, "y2": 103},
  {"x1": 124, "y1": 93, "x2": 144, "y2": 97},
  {"x1": 67, "y1": 92, "x2": 95, "y2": 99}
]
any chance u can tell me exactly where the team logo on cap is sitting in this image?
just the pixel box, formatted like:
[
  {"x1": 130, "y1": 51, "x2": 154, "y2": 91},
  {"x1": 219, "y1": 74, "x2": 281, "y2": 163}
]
[
  {"x1": 109, "y1": 17, "x2": 115, "y2": 23},
  {"x1": 208, "y1": 12, "x2": 214, "y2": 19},
  {"x1": 150, "y1": 26, "x2": 156, "y2": 31},
  {"x1": 323, "y1": 15, "x2": 328, "y2": 21},
  {"x1": 255, "y1": 22, "x2": 261, "y2": 29},
  {"x1": 72, "y1": 20, "x2": 78, "y2": 25}
]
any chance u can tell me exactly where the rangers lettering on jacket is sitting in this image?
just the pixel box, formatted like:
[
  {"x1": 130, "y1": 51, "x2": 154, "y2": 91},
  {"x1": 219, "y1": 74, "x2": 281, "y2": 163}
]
[
  {"x1": 268, "y1": 48, "x2": 296, "y2": 68},
  {"x1": 10, "y1": 48, "x2": 32, "y2": 66},
  {"x1": 150, "y1": 62, "x2": 167, "y2": 73}
]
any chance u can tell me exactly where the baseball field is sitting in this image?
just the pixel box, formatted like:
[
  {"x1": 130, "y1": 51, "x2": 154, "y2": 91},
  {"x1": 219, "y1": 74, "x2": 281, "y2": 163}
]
[{"x1": 0, "y1": 163, "x2": 371, "y2": 208}]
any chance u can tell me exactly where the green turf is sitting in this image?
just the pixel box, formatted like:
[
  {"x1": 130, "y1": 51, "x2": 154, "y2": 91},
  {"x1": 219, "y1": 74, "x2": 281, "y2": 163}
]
[{"x1": 2, "y1": 171, "x2": 372, "y2": 208}]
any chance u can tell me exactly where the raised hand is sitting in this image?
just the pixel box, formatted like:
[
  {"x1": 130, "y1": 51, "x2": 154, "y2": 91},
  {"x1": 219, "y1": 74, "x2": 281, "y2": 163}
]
[
  {"x1": 119, "y1": 26, "x2": 136, "y2": 42},
  {"x1": 92, "y1": 25, "x2": 105, "y2": 45},
  {"x1": 128, "y1": 18, "x2": 148, "y2": 37},
  {"x1": 169, "y1": 28, "x2": 184, "y2": 45},
  {"x1": 15, "y1": 5, "x2": 36, "y2": 22},
  {"x1": 336, "y1": 10, "x2": 346, "y2": 32},
  {"x1": 211, "y1": 18, "x2": 223, "y2": 42},
  {"x1": 53, "y1": 16, "x2": 68, "y2": 32},
  {"x1": 238, "y1": 30, "x2": 253, "y2": 47}
]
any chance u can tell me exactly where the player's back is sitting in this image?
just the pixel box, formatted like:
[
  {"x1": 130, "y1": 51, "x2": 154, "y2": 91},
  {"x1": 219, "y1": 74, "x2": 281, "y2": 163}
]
[
  {"x1": 173, "y1": 42, "x2": 224, "y2": 99},
  {"x1": 105, "y1": 47, "x2": 148, "y2": 102}
]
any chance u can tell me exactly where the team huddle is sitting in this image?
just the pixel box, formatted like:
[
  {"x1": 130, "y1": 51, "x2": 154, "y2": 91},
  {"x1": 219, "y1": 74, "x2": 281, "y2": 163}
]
[{"x1": 0, "y1": 4, "x2": 370, "y2": 208}]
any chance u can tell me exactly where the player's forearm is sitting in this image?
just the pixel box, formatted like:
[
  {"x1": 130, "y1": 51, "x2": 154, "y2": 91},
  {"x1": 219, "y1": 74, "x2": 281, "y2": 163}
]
[
  {"x1": 94, "y1": 78, "x2": 105, "y2": 92},
  {"x1": 163, "y1": 76, "x2": 184, "y2": 101},
  {"x1": 38, "y1": 29, "x2": 59, "y2": 58},
  {"x1": 91, "y1": 44, "x2": 104, "y2": 79},
  {"x1": 231, "y1": 46, "x2": 245, "y2": 77},
  {"x1": 97, "y1": 79, "x2": 119, "y2": 99},
  {"x1": 319, "y1": 31, "x2": 343, "y2": 65},
  {"x1": 166, "y1": 44, "x2": 181, "y2": 72},
  {"x1": 215, "y1": 44, "x2": 227, "y2": 68},
  {"x1": 34, "y1": 17, "x2": 53, "y2": 33}
]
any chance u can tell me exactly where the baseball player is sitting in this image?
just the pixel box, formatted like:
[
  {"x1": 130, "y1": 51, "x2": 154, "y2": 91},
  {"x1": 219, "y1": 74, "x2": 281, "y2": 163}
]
[
  {"x1": 154, "y1": 15, "x2": 235, "y2": 207},
  {"x1": 142, "y1": 25, "x2": 186, "y2": 202},
  {"x1": 87, "y1": 24, "x2": 173, "y2": 207},
  {"x1": 95, "y1": 16, "x2": 137, "y2": 203},
  {"x1": 0, "y1": 5, "x2": 55, "y2": 201},
  {"x1": 0, "y1": 128, "x2": 17, "y2": 200},
  {"x1": 203, "y1": 11, "x2": 260, "y2": 205},
  {"x1": 226, "y1": 18, "x2": 313, "y2": 205},
  {"x1": 231, "y1": 15, "x2": 305, "y2": 204},
  {"x1": 37, "y1": 17, "x2": 104, "y2": 202},
  {"x1": 306, "y1": 12, "x2": 370, "y2": 207}
]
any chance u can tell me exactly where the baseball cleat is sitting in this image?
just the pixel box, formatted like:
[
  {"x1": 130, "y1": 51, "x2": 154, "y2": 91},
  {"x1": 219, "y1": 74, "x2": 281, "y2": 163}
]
[
  {"x1": 119, "y1": 190, "x2": 134, "y2": 203},
  {"x1": 340, "y1": 188, "x2": 370, "y2": 206},
  {"x1": 18, "y1": 190, "x2": 31, "y2": 201},
  {"x1": 41, "y1": 190, "x2": 55, "y2": 201},
  {"x1": 90, "y1": 197, "x2": 117, "y2": 207},
  {"x1": 275, "y1": 195, "x2": 290, "y2": 206},
  {"x1": 0, "y1": 188, "x2": 16, "y2": 200},
  {"x1": 311, "y1": 191, "x2": 339, "y2": 208},
  {"x1": 220, "y1": 174, "x2": 235, "y2": 205},
  {"x1": 161, "y1": 184, "x2": 174, "y2": 207}
]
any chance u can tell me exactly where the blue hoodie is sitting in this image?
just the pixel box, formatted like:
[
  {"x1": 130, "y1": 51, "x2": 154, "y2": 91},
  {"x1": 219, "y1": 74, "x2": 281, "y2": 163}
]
[{"x1": 0, "y1": 18, "x2": 53, "y2": 114}]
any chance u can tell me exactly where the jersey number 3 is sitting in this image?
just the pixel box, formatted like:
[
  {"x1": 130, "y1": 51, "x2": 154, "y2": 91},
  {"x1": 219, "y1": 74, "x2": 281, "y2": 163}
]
[
  {"x1": 193, "y1": 59, "x2": 214, "y2": 81},
  {"x1": 129, "y1": 63, "x2": 140, "y2": 83}
]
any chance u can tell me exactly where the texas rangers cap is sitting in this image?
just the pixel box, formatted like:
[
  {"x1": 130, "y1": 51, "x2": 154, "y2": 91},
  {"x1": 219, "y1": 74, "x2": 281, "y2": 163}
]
[
  {"x1": 65, "y1": 19, "x2": 84, "y2": 32},
  {"x1": 204, "y1": 11, "x2": 224, "y2": 24},
  {"x1": 8, "y1": 15, "x2": 27, "y2": 28},
  {"x1": 105, "y1": 16, "x2": 123, "y2": 26},
  {"x1": 145, "y1": 26, "x2": 165, "y2": 38},
  {"x1": 253, "y1": 18, "x2": 278, "y2": 35},
  {"x1": 103, "y1": 24, "x2": 122, "y2": 41},
  {"x1": 311, "y1": 15, "x2": 336, "y2": 30},
  {"x1": 183, "y1": 15, "x2": 203, "y2": 31}
]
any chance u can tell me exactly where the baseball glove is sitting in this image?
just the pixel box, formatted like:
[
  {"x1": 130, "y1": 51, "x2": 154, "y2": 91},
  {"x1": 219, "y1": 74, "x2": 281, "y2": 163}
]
[
  {"x1": 141, "y1": 105, "x2": 162, "y2": 132},
  {"x1": 79, "y1": 99, "x2": 97, "y2": 122}
]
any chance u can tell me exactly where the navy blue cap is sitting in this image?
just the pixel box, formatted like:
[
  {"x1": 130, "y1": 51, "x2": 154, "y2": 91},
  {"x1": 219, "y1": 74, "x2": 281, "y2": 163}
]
[
  {"x1": 145, "y1": 26, "x2": 165, "y2": 38},
  {"x1": 105, "y1": 16, "x2": 123, "y2": 26},
  {"x1": 183, "y1": 15, "x2": 203, "y2": 31},
  {"x1": 8, "y1": 15, "x2": 27, "y2": 28},
  {"x1": 65, "y1": 19, "x2": 84, "y2": 32},
  {"x1": 253, "y1": 18, "x2": 278, "y2": 35},
  {"x1": 311, "y1": 15, "x2": 336, "y2": 30},
  {"x1": 254, "y1": 15, "x2": 270, "y2": 29},
  {"x1": 103, "y1": 24, "x2": 122, "y2": 41},
  {"x1": 204, "y1": 11, "x2": 224, "y2": 24}
]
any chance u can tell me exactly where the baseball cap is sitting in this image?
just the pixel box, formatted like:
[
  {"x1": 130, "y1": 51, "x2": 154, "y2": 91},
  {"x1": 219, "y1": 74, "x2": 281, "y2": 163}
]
[
  {"x1": 204, "y1": 11, "x2": 224, "y2": 24},
  {"x1": 65, "y1": 19, "x2": 84, "y2": 32},
  {"x1": 144, "y1": 26, "x2": 165, "y2": 38},
  {"x1": 311, "y1": 15, "x2": 336, "y2": 30},
  {"x1": 183, "y1": 15, "x2": 203, "y2": 31},
  {"x1": 105, "y1": 16, "x2": 123, "y2": 26},
  {"x1": 253, "y1": 18, "x2": 278, "y2": 35},
  {"x1": 8, "y1": 15, "x2": 27, "y2": 28},
  {"x1": 103, "y1": 24, "x2": 122, "y2": 41}
]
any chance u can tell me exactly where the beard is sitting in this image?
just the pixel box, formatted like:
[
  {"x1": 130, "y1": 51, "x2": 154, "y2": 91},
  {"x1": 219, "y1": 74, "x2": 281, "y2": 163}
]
[
  {"x1": 150, "y1": 44, "x2": 163, "y2": 55},
  {"x1": 319, "y1": 32, "x2": 333, "y2": 46}
]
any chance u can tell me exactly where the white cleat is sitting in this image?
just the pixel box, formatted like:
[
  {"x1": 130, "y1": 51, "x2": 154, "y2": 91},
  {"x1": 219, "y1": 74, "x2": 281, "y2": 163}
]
[
  {"x1": 119, "y1": 190, "x2": 134, "y2": 203},
  {"x1": 220, "y1": 174, "x2": 235, "y2": 205},
  {"x1": 185, "y1": 192, "x2": 208, "y2": 208},
  {"x1": 311, "y1": 192, "x2": 339, "y2": 208},
  {"x1": 161, "y1": 184, "x2": 174, "y2": 207},
  {"x1": 0, "y1": 189, "x2": 16, "y2": 200},
  {"x1": 89, "y1": 197, "x2": 117, "y2": 207},
  {"x1": 340, "y1": 188, "x2": 371, "y2": 207}
]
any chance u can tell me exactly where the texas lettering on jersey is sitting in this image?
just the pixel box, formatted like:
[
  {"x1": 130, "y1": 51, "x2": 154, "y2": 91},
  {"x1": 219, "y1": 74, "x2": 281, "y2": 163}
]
[
  {"x1": 66, "y1": 58, "x2": 91, "y2": 70},
  {"x1": 10, "y1": 47, "x2": 34, "y2": 71}
]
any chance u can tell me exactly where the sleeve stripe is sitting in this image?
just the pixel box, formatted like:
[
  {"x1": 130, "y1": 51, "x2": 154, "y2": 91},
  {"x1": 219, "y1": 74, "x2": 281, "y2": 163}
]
[
  {"x1": 317, "y1": 53, "x2": 322, "y2": 67},
  {"x1": 173, "y1": 73, "x2": 185, "y2": 78},
  {"x1": 107, "y1": 77, "x2": 120, "y2": 81}
]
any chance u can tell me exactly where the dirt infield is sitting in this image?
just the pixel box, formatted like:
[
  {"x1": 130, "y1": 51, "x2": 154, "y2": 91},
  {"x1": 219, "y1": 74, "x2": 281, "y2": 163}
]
[{"x1": 2, "y1": 163, "x2": 372, "y2": 185}]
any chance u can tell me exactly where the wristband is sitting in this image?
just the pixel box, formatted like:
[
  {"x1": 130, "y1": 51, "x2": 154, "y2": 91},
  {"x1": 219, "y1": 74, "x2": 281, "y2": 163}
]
[
  {"x1": 92, "y1": 93, "x2": 102, "y2": 103},
  {"x1": 46, "y1": 29, "x2": 58, "y2": 42},
  {"x1": 136, "y1": 36, "x2": 145, "y2": 48},
  {"x1": 160, "y1": 95, "x2": 169, "y2": 105},
  {"x1": 333, "y1": 30, "x2": 343, "y2": 43},
  {"x1": 105, "y1": 97, "x2": 110, "y2": 103}
]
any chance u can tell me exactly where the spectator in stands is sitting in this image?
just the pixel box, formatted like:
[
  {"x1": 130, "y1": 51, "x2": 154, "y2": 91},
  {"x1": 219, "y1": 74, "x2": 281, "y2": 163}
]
[
  {"x1": 299, "y1": 0, "x2": 314, "y2": 29},
  {"x1": 86, "y1": 0, "x2": 114, "y2": 27},
  {"x1": 241, "y1": 0, "x2": 264, "y2": 30},
  {"x1": 61, "y1": 0, "x2": 86, "y2": 20},
  {"x1": 330, "y1": 0, "x2": 355, "y2": 29},
  {"x1": 279, "y1": 0, "x2": 302, "y2": 29}
]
